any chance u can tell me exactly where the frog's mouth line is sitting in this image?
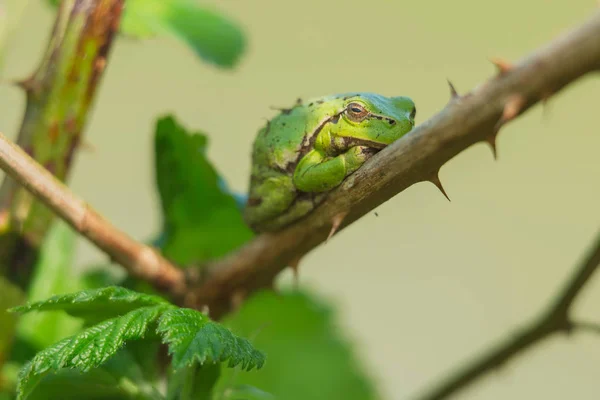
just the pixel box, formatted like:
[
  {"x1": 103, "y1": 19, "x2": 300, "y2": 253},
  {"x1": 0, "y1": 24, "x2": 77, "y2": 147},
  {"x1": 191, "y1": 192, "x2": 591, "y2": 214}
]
[{"x1": 338, "y1": 137, "x2": 388, "y2": 151}]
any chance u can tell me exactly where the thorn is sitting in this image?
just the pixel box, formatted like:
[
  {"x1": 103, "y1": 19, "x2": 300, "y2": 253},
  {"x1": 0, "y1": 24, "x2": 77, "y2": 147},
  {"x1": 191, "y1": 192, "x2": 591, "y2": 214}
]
[
  {"x1": 501, "y1": 95, "x2": 525, "y2": 122},
  {"x1": 231, "y1": 289, "x2": 246, "y2": 311},
  {"x1": 183, "y1": 292, "x2": 199, "y2": 309},
  {"x1": 447, "y1": 79, "x2": 459, "y2": 100},
  {"x1": 289, "y1": 255, "x2": 303, "y2": 289},
  {"x1": 79, "y1": 139, "x2": 96, "y2": 152},
  {"x1": 488, "y1": 94, "x2": 526, "y2": 160},
  {"x1": 489, "y1": 57, "x2": 513, "y2": 75},
  {"x1": 13, "y1": 76, "x2": 37, "y2": 92},
  {"x1": 429, "y1": 172, "x2": 450, "y2": 201},
  {"x1": 485, "y1": 134, "x2": 498, "y2": 160},
  {"x1": 327, "y1": 211, "x2": 348, "y2": 242},
  {"x1": 540, "y1": 89, "x2": 554, "y2": 121}
]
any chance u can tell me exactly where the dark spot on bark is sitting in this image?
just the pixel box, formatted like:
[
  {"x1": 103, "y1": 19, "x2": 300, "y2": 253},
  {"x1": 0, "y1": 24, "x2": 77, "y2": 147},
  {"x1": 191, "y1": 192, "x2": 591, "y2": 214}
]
[
  {"x1": 308, "y1": 102, "x2": 314, "y2": 107},
  {"x1": 65, "y1": 134, "x2": 81, "y2": 168},
  {"x1": 389, "y1": 119, "x2": 396, "y2": 125},
  {"x1": 65, "y1": 116, "x2": 78, "y2": 134},
  {"x1": 374, "y1": 212, "x2": 379, "y2": 217},
  {"x1": 48, "y1": 122, "x2": 60, "y2": 143},
  {"x1": 316, "y1": 100, "x2": 324, "y2": 104},
  {"x1": 44, "y1": 161, "x2": 56, "y2": 175}
]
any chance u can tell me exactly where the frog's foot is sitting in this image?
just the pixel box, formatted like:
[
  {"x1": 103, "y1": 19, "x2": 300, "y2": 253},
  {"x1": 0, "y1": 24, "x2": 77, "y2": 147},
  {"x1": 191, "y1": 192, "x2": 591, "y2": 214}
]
[
  {"x1": 252, "y1": 192, "x2": 327, "y2": 232},
  {"x1": 243, "y1": 175, "x2": 296, "y2": 231}
]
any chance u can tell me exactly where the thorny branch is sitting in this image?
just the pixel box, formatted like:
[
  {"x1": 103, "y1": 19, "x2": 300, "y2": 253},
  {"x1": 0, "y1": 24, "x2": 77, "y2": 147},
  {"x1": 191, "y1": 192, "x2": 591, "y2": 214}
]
[
  {"x1": 0, "y1": 9, "x2": 598, "y2": 400},
  {"x1": 0, "y1": 131, "x2": 186, "y2": 292},
  {"x1": 188, "y1": 11, "x2": 600, "y2": 318},
  {"x1": 415, "y1": 230, "x2": 600, "y2": 400}
]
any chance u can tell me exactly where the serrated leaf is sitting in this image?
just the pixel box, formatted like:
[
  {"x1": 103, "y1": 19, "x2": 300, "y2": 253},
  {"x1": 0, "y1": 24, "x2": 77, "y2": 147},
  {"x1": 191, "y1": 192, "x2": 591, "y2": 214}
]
[
  {"x1": 120, "y1": 0, "x2": 246, "y2": 67},
  {"x1": 157, "y1": 308, "x2": 265, "y2": 372},
  {"x1": 215, "y1": 290, "x2": 381, "y2": 400},
  {"x1": 23, "y1": 367, "x2": 141, "y2": 400},
  {"x1": 16, "y1": 221, "x2": 83, "y2": 349},
  {"x1": 16, "y1": 305, "x2": 169, "y2": 400},
  {"x1": 154, "y1": 116, "x2": 254, "y2": 265},
  {"x1": 10, "y1": 286, "x2": 169, "y2": 325}
]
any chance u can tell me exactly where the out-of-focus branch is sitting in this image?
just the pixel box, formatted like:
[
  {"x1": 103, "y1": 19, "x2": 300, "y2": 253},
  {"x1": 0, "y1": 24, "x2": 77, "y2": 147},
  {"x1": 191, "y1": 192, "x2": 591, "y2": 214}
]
[
  {"x1": 414, "y1": 230, "x2": 600, "y2": 400},
  {"x1": 0, "y1": 130, "x2": 187, "y2": 293},
  {"x1": 186, "y1": 11, "x2": 600, "y2": 319},
  {"x1": 0, "y1": 0, "x2": 123, "y2": 286}
]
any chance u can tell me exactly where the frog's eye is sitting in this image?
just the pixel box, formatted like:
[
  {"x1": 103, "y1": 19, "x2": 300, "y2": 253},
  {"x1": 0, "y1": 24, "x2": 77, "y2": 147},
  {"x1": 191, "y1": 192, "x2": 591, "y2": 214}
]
[{"x1": 345, "y1": 102, "x2": 369, "y2": 121}]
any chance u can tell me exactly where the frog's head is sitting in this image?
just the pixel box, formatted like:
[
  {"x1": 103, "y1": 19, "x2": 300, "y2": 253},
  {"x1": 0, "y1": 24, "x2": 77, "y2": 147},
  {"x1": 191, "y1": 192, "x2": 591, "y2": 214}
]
[{"x1": 327, "y1": 93, "x2": 416, "y2": 150}]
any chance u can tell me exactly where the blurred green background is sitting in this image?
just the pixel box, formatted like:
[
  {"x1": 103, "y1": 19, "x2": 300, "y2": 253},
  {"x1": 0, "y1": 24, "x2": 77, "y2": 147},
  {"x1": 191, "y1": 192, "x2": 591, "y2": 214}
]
[{"x1": 1, "y1": 0, "x2": 600, "y2": 399}]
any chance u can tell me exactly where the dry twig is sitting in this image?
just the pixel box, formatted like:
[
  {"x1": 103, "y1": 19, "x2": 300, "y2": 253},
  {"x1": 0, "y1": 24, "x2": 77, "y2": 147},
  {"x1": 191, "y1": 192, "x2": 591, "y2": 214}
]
[
  {"x1": 415, "y1": 230, "x2": 600, "y2": 399},
  {"x1": 0, "y1": 131, "x2": 186, "y2": 292},
  {"x1": 0, "y1": 9, "x2": 598, "y2": 400}
]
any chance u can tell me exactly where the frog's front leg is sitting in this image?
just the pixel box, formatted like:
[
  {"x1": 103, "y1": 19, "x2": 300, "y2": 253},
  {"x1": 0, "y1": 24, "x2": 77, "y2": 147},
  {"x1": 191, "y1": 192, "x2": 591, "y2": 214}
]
[{"x1": 293, "y1": 146, "x2": 373, "y2": 193}]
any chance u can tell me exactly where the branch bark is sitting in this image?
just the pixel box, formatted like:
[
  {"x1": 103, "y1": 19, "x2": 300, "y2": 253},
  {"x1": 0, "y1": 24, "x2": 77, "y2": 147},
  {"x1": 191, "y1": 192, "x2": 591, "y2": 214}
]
[
  {"x1": 0, "y1": 8, "x2": 597, "y2": 400},
  {"x1": 0, "y1": 130, "x2": 186, "y2": 292},
  {"x1": 188, "y1": 11, "x2": 600, "y2": 318}
]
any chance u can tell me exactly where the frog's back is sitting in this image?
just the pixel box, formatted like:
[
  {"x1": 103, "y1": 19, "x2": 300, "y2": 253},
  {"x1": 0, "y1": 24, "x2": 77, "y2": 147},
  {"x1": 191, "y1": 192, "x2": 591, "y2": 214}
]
[
  {"x1": 252, "y1": 94, "x2": 350, "y2": 173},
  {"x1": 252, "y1": 107, "x2": 310, "y2": 173}
]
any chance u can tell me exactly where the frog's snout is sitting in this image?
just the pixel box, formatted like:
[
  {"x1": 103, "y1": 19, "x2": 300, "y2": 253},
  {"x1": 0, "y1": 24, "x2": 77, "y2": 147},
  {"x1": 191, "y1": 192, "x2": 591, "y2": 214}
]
[
  {"x1": 390, "y1": 96, "x2": 416, "y2": 126},
  {"x1": 409, "y1": 105, "x2": 416, "y2": 124}
]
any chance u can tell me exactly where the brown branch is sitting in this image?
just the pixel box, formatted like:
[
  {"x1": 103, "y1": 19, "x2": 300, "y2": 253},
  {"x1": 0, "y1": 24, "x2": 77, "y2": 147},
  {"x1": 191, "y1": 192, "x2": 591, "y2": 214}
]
[
  {"x1": 188, "y1": 11, "x2": 600, "y2": 318},
  {"x1": 414, "y1": 230, "x2": 600, "y2": 400},
  {"x1": 0, "y1": 8, "x2": 596, "y2": 399},
  {"x1": 0, "y1": 131, "x2": 186, "y2": 293}
]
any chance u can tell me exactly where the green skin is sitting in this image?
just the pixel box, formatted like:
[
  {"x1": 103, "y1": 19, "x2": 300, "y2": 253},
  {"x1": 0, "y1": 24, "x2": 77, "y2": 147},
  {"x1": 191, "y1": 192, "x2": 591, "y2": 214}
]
[{"x1": 243, "y1": 92, "x2": 416, "y2": 232}]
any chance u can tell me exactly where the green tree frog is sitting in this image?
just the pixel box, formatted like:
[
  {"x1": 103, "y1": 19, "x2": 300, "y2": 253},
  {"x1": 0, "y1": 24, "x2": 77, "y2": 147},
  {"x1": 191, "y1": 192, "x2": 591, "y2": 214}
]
[{"x1": 243, "y1": 93, "x2": 416, "y2": 233}]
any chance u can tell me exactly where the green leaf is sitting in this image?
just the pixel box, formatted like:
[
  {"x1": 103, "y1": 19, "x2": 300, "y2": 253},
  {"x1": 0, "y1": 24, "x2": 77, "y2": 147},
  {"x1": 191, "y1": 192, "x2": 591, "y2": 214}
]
[
  {"x1": 154, "y1": 116, "x2": 254, "y2": 265},
  {"x1": 16, "y1": 305, "x2": 169, "y2": 400},
  {"x1": 45, "y1": 0, "x2": 246, "y2": 68},
  {"x1": 120, "y1": 0, "x2": 246, "y2": 68},
  {"x1": 216, "y1": 290, "x2": 381, "y2": 400},
  {"x1": 166, "y1": 363, "x2": 220, "y2": 400},
  {"x1": 23, "y1": 367, "x2": 153, "y2": 400},
  {"x1": 16, "y1": 221, "x2": 83, "y2": 349},
  {"x1": 10, "y1": 286, "x2": 169, "y2": 325},
  {"x1": 222, "y1": 384, "x2": 276, "y2": 400},
  {"x1": 13, "y1": 286, "x2": 265, "y2": 399},
  {"x1": 157, "y1": 308, "x2": 265, "y2": 372}
]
